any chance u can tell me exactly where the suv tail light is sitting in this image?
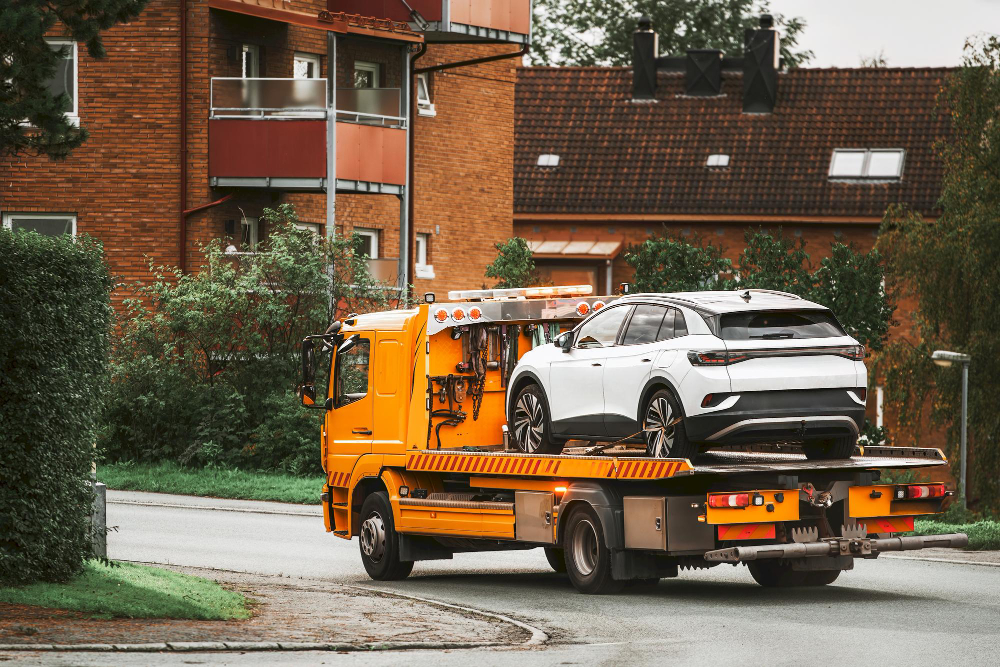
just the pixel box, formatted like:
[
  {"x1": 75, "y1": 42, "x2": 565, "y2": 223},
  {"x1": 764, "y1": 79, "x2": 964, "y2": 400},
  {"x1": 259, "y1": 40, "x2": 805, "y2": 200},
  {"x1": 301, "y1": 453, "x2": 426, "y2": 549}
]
[
  {"x1": 707, "y1": 493, "x2": 750, "y2": 508},
  {"x1": 688, "y1": 351, "x2": 749, "y2": 366},
  {"x1": 895, "y1": 484, "x2": 946, "y2": 500}
]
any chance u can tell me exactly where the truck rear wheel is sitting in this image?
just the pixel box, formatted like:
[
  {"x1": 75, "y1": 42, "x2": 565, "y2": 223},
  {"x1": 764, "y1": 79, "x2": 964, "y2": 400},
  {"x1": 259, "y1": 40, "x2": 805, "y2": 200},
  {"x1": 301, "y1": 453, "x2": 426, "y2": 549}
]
[
  {"x1": 563, "y1": 505, "x2": 624, "y2": 594},
  {"x1": 359, "y1": 492, "x2": 413, "y2": 581},
  {"x1": 543, "y1": 547, "x2": 567, "y2": 573},
  {"x1": 803, "y1": 436, "x2": 857, "y2": 460},
  {"x1": 800, "y1": 569, "x2": 841, "y2": 586},
  {"x1": 747, "y1": 560, "x2": 805, "y2": 587}
]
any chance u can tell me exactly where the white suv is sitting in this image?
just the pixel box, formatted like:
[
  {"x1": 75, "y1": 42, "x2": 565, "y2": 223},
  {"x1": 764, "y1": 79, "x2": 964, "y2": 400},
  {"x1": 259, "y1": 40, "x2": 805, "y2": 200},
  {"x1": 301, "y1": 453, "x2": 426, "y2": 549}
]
[{"x1": 506, "y1": 290, "x2": 867, "y2": 460}]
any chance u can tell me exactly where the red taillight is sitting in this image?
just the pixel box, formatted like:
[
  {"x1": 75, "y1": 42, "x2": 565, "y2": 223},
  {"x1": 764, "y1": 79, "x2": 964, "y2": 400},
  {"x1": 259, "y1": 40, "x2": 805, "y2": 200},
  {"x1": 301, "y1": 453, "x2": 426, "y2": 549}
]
[
  {"x1": 855, "y1": 388, "x2": 867, "y2": 401},
  {"x1": 701, "y1": 394, "x2": 713, "y2": 408},
  {"x1": 837, "y1": 345, "x2": 866, "y2": 361},
  {"x1": 897, "y1": 484, "x2": 946, "y2": 500},
  {"x1": 688, "y1": 351, "x2": 749, "y2": 366},
  {"x1": 707, "y1": 493, "x2": 750, "y2": 509}
]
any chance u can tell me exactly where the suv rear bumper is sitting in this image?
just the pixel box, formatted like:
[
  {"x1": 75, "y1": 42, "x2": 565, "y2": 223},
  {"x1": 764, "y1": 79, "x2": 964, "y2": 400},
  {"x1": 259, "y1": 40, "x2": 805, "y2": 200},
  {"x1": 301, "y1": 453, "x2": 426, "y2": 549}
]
[{"x1": 684, "y1": 389, "x2": 865, "y2": 444}]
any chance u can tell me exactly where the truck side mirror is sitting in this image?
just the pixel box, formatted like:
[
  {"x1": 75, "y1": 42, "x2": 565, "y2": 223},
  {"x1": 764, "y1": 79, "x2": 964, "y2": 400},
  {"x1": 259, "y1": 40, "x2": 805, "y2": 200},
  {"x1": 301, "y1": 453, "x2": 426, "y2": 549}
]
[
  {"x1": 555, "y1": 331, "x2": 574, "y2": 353},
  {"x1": 299, "y1": 338, "x2": 318, "y2": 407}
]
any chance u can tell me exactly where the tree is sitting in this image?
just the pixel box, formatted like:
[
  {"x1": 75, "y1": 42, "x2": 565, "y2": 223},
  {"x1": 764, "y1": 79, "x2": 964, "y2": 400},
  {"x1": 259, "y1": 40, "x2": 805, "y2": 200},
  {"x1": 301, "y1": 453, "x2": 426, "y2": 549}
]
[
  {"x1": 876, "y1": 36, "x2": 1000, "y2": 511},
  {"x1": 530, "y1": 0, "x2": 812, "y2": 67},
  {"x1": 0, "y1": 0, "x2": 149, "y2": 159},
  {"x1": 624, "y1": 232, "x2": 732, "y2": 292},
  {"x1": 860, "y1": 49, "x2": 888, "y2": 68},
  {"x1": 485, "y1": 237, "x2": 537, "y2": 288}
]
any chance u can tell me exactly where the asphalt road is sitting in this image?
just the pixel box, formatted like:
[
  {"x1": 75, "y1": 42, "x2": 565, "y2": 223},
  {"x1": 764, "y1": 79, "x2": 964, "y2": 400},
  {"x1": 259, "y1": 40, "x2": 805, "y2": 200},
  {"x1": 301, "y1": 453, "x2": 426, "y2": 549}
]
[{"x1": 51, "y1": 490, "x2": 1000, "y2": 665}]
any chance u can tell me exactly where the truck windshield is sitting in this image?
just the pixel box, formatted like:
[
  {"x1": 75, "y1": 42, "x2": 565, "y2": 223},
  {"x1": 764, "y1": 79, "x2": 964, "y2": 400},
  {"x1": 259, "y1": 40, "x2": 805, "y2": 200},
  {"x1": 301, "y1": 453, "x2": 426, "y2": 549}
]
[{"x1": 720, "y1": 310, "x2": 845, "y2": 340}]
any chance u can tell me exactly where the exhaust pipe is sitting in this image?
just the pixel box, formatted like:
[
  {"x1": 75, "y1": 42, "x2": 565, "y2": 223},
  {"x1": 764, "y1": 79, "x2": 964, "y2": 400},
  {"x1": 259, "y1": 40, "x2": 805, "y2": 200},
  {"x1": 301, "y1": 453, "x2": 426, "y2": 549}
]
[{"x1": 704, "y1": 532, "x2": 968, "y2": 563}]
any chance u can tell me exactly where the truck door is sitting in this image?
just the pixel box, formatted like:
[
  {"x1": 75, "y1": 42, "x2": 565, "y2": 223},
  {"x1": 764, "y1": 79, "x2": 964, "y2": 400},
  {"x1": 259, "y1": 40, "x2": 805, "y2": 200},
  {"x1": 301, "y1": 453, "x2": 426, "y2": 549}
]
[{"x1": 326, "y1": 332, "x2": 374, "y2": 455}]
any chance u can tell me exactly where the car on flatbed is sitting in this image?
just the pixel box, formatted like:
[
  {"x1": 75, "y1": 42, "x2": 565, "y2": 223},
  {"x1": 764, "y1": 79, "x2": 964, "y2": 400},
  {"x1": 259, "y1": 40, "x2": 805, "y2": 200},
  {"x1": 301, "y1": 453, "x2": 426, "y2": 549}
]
[{"x1": 507, "y1": 289, "x2": 866, "y2": 460}]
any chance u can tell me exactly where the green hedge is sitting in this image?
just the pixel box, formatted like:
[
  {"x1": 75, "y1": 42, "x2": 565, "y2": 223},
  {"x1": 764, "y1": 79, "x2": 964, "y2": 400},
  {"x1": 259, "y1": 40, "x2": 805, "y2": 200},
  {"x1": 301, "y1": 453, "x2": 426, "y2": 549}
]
[{"x1": 0, "y1": 230, "x2": 111, "y2": 584}]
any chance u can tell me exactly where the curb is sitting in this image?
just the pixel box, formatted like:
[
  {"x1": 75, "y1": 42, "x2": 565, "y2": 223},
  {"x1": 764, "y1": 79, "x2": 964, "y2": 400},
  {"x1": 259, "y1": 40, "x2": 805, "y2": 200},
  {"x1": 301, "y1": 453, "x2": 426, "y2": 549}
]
[
  {"x1": 881, "y1": 553, "x2": 1000, "y2": 567},
  {"x1": 107, "y1": 499, "x2": 319, "y2": 517},
  {"x1": 0, "y1": 641, "x2": 498, "y2": 653}
]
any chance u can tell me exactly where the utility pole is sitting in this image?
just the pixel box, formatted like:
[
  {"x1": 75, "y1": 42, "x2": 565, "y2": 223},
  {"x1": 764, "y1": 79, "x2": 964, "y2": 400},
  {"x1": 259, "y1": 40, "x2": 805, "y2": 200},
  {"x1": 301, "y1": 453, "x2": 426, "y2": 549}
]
[{"x1": 932, "y1": 350, "x2": 972, "y2": 509}]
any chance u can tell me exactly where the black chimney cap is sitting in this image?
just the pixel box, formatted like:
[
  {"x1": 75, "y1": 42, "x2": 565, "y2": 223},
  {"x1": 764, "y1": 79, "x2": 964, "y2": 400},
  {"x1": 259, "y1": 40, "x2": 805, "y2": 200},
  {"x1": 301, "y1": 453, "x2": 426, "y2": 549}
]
[
  {"x1": 758, "y1": 14, "x2": 774, "y2": 29},
  {"x1": 637, "y1": 15, "x2": 652, "y2": 31}
]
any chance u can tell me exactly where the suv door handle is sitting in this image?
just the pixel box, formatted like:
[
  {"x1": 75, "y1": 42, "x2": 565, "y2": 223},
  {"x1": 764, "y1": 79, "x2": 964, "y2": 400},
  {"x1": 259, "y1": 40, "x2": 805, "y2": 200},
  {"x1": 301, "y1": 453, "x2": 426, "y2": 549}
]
[
  {"x1": 591, "y1": 363, "x2": 602, "y2": 367},
  {"x1": 352, "y1": 427, "x2": 372, "y2": 435},
  {"x1": 641, "y1": 358, "x2": 652, "y2": 362}
]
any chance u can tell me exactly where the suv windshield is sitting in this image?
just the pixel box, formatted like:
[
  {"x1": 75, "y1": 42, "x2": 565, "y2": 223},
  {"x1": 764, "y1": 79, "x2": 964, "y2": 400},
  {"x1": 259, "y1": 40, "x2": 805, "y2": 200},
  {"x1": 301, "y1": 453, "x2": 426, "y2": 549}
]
[{"x1": 720, "y1": 310, "x2": 845, "y2": 340}]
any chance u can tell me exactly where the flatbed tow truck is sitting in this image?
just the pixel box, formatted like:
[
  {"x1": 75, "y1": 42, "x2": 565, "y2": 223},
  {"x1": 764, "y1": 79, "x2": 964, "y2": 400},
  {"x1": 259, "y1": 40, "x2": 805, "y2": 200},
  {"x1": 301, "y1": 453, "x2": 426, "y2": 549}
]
[{"x1": 298, "y1": 286, "x2": 968, "y2": 593}]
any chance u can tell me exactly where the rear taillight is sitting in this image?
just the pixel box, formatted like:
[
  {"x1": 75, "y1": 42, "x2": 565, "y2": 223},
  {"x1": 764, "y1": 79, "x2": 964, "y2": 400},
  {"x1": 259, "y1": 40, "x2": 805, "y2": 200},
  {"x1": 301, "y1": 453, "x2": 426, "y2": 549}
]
[
  {"x1": 854, "y1": 388, "x2": 867, "y2": 401},
  {"x1": 688, "y1": 351, "x2": 750, "y2": 366},
  {"x1": 832, "y1": 345, "x2": 866, "y2": 361},
  {"x1": 895, "y1": 484, "x2": 946, "y2": 500},
  {"x1": 707, "y1": 493, "x2": 750, "y2": 509}
]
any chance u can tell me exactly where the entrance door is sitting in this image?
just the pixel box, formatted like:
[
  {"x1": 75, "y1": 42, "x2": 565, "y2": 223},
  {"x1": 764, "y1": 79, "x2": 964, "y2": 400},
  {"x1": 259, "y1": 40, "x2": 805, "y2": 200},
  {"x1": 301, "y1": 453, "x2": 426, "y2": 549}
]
[{"x1": 326, "y1": 333, "x2": 374, "y2": 456}]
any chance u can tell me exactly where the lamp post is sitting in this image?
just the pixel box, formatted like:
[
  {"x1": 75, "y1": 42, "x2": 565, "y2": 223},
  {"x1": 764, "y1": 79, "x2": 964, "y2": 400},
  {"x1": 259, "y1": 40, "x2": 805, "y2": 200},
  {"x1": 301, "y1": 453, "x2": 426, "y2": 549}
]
[{"x1": 931, "y1": 350, "x2": 972, "y2": 509}]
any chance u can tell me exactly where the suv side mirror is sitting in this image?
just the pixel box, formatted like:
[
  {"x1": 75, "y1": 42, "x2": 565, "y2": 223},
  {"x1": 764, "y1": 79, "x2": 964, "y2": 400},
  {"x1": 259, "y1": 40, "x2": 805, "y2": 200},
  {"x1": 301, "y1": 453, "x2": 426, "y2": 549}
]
[{"x1": 555, "y1": 331, "x2": 574, "y2": 353}]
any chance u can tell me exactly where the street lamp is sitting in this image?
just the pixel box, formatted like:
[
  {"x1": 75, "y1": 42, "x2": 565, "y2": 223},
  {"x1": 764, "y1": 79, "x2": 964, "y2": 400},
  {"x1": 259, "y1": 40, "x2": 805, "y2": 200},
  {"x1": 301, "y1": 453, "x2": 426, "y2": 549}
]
[{"x1": 931, "y1": 350, "x2": 972, "y2": 509}]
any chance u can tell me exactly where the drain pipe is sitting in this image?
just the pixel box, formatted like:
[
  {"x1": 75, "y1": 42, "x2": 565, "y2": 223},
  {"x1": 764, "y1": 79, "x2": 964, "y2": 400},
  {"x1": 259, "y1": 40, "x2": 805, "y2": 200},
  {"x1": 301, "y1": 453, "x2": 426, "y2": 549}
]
[
  {"x1": 183, "y1": 193, "x2": 233, "y2": 217},
  {"x1": 179, "y1": 0, "x2": 188, "y2": 273},
  {"x1": 413, "y1": 42, "x2": 529, "y2": 75}
]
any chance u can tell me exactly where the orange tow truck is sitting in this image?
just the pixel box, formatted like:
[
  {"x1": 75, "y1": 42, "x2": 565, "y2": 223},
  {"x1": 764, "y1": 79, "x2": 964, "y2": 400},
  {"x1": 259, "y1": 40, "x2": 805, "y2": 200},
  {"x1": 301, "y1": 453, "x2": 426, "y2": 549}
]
[{"x1": 297, "y1": 285, "x2": 968, "y2": 593}]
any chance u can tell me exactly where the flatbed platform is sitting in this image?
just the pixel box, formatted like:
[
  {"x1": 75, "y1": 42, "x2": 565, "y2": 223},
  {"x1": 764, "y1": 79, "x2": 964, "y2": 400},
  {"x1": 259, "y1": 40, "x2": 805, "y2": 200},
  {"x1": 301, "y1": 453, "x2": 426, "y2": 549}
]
[{"x1": 403, "y1": 444, "x2": 947, "y2": 481}]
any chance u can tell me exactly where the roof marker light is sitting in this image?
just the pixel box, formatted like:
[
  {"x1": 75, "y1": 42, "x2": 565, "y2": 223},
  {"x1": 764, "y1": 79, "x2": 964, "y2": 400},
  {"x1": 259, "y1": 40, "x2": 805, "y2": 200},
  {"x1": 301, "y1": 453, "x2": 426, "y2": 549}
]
[
  {"x1": 451, "y1": 307, "x2": 466, "y2": 322},
  {"x1": 593, "y1": 300, "x2": 606, "y2": 311},
  {"x1": 575, "y1": 302, "x2": 590, "y2": 317},
  {"x1": 468, "y1": 306, "x2": 483, "y2": 321},
  {"x1": 433, "y1": 307, "x2": 449, "y2": 323}
]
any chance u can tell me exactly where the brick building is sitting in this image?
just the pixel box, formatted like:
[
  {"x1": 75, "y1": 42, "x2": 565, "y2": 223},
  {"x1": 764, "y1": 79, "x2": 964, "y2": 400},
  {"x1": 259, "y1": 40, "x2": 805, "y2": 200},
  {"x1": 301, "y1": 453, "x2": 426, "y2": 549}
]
[{"x1": 2, "y1": 0, "x2": 528, "y2": 301}]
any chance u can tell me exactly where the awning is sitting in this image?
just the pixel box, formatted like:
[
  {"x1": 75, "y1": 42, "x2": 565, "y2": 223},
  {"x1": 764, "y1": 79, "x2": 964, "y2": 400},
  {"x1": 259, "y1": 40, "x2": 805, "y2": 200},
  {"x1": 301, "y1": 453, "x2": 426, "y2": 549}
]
[
  {"x1": 527, "y1": 239, "x2": 623, "y2": 260},
  {"x1": 208, "y1": 0, "x2": 424, "y2": 42}
]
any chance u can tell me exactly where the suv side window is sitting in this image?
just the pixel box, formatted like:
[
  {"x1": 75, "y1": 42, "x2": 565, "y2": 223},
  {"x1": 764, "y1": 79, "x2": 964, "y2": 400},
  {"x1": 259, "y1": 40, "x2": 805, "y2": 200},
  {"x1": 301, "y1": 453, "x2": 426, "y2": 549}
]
[
  {"x1": 335, "y1": 338, "x2": 370, "y2": 407},
  {"x1": 575, "y1": 305, "x2": 631, "y2": 348},
  {"x1": 623, "y1": 304, "x2": 669, "y2": 345}
]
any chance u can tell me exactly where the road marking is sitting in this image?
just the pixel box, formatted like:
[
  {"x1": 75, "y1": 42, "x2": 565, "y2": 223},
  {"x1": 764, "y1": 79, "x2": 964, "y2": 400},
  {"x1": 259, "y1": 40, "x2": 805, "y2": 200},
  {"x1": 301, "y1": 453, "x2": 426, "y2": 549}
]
[
  {"x1": 107, "y1": 499, "x2": 320, "y2": 517},
  {"x1": 881, "y1": 554, "x2": 1000, "y2": 567}
]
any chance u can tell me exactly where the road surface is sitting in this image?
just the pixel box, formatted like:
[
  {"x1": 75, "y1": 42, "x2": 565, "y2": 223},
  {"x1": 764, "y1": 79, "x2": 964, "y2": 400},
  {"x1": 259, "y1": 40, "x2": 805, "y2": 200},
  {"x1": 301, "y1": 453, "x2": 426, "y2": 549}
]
[{"x1": 54, "y1": 491, "x2": 1000, "y2": 664}]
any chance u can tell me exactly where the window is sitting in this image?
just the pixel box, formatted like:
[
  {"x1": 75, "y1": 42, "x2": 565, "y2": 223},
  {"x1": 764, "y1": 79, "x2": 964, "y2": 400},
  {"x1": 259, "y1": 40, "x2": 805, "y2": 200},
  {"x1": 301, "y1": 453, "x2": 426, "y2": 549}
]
[
  {"x1": 353, "y1": 61, "x2": 380, "y2": 88},
  {"x1": 45, "y1": 41, "x2": 78, "y2": 124},
  {"x1": 335, "y1": 337, "x2": 370, "y2": 407},
  {"x1": 674, "y1": 309, "x2": 688, "y2": 337},
  {"x1": 2, "y1": 212, "x2": 76, "y2": 236},
  {"x1": 829, "y1": 149, "x2": 905, "y2": 179},
  {"x1": 536, "y1": 154, "x2": 560, "y2": 167},
  {"x1": 354, "y1": 227, "x2": 378, "y2": 258},
  {"x1": 575, "y1": 305, "x2": 631, "y2": 349},
  {"x1": 295, "y1": 222, "x2": 321, "y2": 239},
  {"x1": 623, "y1": 305, "x2": 669, "y2": 345},
  {"x1": 242, "y1": 44, "x2": 259, "y2": 78},
  {"x1": 241, "y1": 217, "x2": 259, "y2": 250},
  {"x1": 293, "y1": 52, "x2": 321, "y2": 79},
  {"x1": 415, "y1": 232, "x2": 434, "y2": 278},
  {"x1": 706, "y1": 153, "x2": 730, "y2": 167},
  {"x1": 719, "y1": 310, "x2": 845, "y2": 341},
  {"x1": 416, "y1": 73, "x2": 435, "y2": 116}
]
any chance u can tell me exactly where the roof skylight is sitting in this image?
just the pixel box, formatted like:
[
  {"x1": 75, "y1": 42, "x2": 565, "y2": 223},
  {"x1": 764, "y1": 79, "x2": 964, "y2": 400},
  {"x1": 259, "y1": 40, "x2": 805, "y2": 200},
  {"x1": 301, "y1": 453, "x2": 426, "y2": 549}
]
[
  {"x1": 537, "y1": 153, "x2": 560, "y2": 167},
  {"x1": 829, "y1": 149, "x2": 904, "y2": 179},
  {"x1": 706, "y1": 154, "x2": 730, "y2": 167}
]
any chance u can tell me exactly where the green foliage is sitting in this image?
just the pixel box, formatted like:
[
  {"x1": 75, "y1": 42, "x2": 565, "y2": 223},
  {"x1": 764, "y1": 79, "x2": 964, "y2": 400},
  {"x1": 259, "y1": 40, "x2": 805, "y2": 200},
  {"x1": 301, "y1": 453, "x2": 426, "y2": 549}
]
[
  {"x1": 876, "y1": 36, "x2": 1000, "y2": 512},
  {"x1": 734, "y1": 227, "x2": 813, "y2": 295},
  {"x1": 0, "y1": 0, "x2": 150, "y2": 159},
  {"x1": 0, "y1": 560, "x2": 250, "y2": 619},
  {"x1": 910, "y1": 519, "x2": 1000, "y2": 550},
  {"x1": 811, "y1": 243, "x2": 894, "y2": 352},
  {"x1": 99, "y1": 462, "x2": 323, "y2": 505},
  {"x1": 624, "y1": 232, "x2": 732, "y2": 292},
  {"x1": 485, "y1": 237, "x2": 537, "y2": 288},
  {"x1": 859, "y1": 419, "x2": 890, "y2": 446},
  {"x1": 530, "y1": 0, "x2": 812, "y2": 67},
  {"x1": 100, "y1": 204, "x2": 398, "y2": 476},
  {"x1": 0, "y1": 230, "x2": 112, "y2": 584}
]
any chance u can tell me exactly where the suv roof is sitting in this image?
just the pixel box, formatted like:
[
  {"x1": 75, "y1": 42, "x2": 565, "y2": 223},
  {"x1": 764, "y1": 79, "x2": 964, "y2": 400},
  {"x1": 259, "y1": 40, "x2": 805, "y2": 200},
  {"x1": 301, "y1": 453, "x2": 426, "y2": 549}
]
[{"x1": 619, "y1": 289, "x2": 828, "y2": 315}]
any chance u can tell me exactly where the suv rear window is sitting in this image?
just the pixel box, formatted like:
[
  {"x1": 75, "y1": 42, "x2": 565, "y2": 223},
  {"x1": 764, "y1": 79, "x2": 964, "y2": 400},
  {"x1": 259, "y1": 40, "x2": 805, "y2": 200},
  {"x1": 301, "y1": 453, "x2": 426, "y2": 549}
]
[{"x1": 720, "y1": 310, "x2": 845, "y2": 340}]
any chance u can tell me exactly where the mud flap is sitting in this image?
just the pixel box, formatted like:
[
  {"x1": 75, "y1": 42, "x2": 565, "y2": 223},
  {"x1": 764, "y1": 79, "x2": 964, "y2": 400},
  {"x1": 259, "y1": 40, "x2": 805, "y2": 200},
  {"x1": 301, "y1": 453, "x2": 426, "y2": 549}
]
[{"x1": 611, "y1": 550, "x2": 679, "y2": 581}]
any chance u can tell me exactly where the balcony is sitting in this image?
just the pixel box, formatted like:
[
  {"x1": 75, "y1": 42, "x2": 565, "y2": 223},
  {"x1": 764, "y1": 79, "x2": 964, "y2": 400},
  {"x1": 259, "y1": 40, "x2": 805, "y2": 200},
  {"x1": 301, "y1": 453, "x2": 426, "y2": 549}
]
[
  {"x1": 208, "y1": 78, "x2": 407, "y2": 193},
  {"x1": 328, "y1": 0, "x2": 531, "y2": 44}
]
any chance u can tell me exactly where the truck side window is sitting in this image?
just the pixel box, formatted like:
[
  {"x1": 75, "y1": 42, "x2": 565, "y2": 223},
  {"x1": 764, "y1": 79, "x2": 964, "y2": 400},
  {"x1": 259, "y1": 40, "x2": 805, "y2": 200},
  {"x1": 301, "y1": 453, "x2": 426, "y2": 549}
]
[{"x1": 336, "y1": 338, "x2": 370, "y2": 408}]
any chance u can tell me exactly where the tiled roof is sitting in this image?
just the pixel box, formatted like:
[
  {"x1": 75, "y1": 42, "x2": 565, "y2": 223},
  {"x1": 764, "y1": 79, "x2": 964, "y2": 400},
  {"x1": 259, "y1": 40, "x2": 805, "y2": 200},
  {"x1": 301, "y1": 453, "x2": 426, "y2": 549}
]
[{"x1": 515, "y1": 67, "x2": 952, "y2": 217}]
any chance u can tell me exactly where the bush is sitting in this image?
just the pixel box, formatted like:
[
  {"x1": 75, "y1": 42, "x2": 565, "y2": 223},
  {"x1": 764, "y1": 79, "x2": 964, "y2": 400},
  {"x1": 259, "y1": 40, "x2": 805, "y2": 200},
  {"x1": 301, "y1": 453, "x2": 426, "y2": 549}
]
[
  {"x1": 485, "y1": 237, "x2": 536, "y2": 288},
  {"x1": 624, "y1": 232, "x2": 732, "y2": 292},
  {"x1": 100, "y1": 204, "x2": 395, "y2": 475},
  {"x1": 0, "y1": 230, "x2": 112, "y2": 584}
]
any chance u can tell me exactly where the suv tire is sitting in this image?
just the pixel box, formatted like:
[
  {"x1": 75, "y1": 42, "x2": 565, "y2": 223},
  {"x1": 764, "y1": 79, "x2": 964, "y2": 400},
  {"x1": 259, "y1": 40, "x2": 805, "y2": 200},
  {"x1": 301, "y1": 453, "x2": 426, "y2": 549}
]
[
  {"x1": 803, "y1": 435, "x2": 858, "y2": 460},
  {"x1": 510, "y1": 384, "x2": 562, "y2": 454},
  {"x1": 643, "y1": 389, "x2": 697, "y2": 459}
]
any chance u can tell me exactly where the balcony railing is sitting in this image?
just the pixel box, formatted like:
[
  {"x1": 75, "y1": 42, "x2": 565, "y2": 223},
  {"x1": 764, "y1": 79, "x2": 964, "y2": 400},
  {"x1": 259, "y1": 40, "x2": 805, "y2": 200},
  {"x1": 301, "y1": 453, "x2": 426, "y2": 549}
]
[{"x1": 210, "y1": 78, "x2": 405, "y2": 127}]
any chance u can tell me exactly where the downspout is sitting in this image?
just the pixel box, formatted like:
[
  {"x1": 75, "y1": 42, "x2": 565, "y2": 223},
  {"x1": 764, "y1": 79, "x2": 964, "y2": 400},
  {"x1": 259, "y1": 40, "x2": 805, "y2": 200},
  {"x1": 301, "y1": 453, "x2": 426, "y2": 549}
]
[
  {"x1": 184, "y1": 193, "x2": 233, "y2": 217},
  {"x1": 179, "y1": 0, "x2": 188, "y2": 273},
  {"x1": 413, "y1": 42, "x2": 529, "y2": 75}
]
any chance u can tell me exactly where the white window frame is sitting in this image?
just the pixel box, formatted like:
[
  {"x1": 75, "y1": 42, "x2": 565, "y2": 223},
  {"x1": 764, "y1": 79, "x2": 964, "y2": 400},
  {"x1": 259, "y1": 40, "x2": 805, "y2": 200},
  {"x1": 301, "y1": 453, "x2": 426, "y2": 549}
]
[
  {"x1": 537, "y1": 153, "x2": 560, "y2": 167},
  {"x1": 829, "y1": 148, "x2": 905, "y2": 180},
  {"x1": 354, "y1": 227, "x2": 379, "y2": 259},
  {"x1": 2, "y1": 212, "x2": 77, "y2": 237},
  {"x1": 415, "y1": 232, "x2": 434, "y2": 278},
  {"x1": 416, "y1": 72, "x2": 436, "y2": 117},
  {"x1": 353, "y1": 61, "x2": 380, "y2": 88},
  {"x1": 293, "y1": 52, "x2": 321, "y2": 80},
  {"x1": 706, "y1": 153, "x2": 730, "y2": 167},
  {"x1": 242, "y1": 44, "x2": 260, "y2": 78},
  {"x1": 241, "y1": 217, "x2": 259, "y2": 250},
  {"x1": 45, "y1": 40, "x2": 79, "y2": 126}
]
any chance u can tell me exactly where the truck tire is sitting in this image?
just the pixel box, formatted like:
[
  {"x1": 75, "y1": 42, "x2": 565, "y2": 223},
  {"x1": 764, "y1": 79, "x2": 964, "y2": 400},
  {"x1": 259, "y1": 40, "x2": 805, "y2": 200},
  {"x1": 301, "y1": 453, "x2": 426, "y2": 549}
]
[
  {"x1": 800, "y1": 569, "x2": 841, "y2": 586},
  {"x1": 511, "y1": 384, "x2": 562, "y2": 454},
  {"x1": 359, "y1": 492, "x2": 413, "y2": 581},
  {"x1": 643, "y1": 389, "x2": 696, "y2": 459},
  {"x1": 563, "y1": 505, "x2": 624, "y2": 594},
  {"x1": 802, "y1": 436, "x2": 857, "y2": 460},
  {"x1": 747, "y1": 560, "x2": 806, "y2": 587},
  {"x1": 543, "y1": 547, "x2": 567, "y2": 573}
]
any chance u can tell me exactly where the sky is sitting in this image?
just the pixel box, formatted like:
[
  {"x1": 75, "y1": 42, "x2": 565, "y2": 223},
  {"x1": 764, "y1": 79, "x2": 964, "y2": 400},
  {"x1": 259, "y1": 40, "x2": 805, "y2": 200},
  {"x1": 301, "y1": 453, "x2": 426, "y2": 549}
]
[{"x1": 768, "y1": 0, "x2": 1000, "y2": 67}]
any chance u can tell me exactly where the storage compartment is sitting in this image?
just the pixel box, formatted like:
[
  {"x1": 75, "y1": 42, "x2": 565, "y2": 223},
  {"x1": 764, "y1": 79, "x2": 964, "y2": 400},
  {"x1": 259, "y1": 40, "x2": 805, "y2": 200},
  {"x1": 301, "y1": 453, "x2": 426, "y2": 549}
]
[
  {"x1": 515, "y1": 491, "x2": 555, "y2": 544},
  {"x1": 624, "y1": 496, "x2": 667, "y2": 550},
  {"x1": 667, "y1": 495, "x2": 717, "y2": 553}
]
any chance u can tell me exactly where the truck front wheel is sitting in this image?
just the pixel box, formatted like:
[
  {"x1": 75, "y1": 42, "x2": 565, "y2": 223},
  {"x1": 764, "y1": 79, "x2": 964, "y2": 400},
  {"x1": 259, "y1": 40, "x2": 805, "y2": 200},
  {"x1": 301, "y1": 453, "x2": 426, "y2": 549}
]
[
  {"x1": 359, "y1": 492, "x2": 413, "y2": 581},
  {"x1": 563, "y1": 506, "x2": 623, "y2": 594}
]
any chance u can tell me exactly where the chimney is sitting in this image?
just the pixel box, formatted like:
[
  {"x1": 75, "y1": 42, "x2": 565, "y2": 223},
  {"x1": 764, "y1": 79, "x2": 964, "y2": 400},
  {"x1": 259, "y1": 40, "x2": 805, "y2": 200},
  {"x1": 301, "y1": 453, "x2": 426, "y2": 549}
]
[
  {"x1": 632, "y1": 16, "x2": 658, "y2": 100},
  {"x1": 685, "y1": 49, "x2": 723, "y2": 96},
  {"x1": 743, "y1": 14, "x2": 779, "y2": 113}
]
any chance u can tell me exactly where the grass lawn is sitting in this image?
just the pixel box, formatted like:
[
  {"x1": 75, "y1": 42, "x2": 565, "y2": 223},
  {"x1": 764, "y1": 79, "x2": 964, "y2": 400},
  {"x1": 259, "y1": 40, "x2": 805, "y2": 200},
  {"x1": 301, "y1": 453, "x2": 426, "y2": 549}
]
[
  {"x1": 99, "y1": 462, "x2": 322, "y2": 505},
  {"x1": 0, "y1": 560, "x2": 250, "y2": 620},
  {"x1": 912, "y1": 518, "x2": 1000, "y2": 550}
]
